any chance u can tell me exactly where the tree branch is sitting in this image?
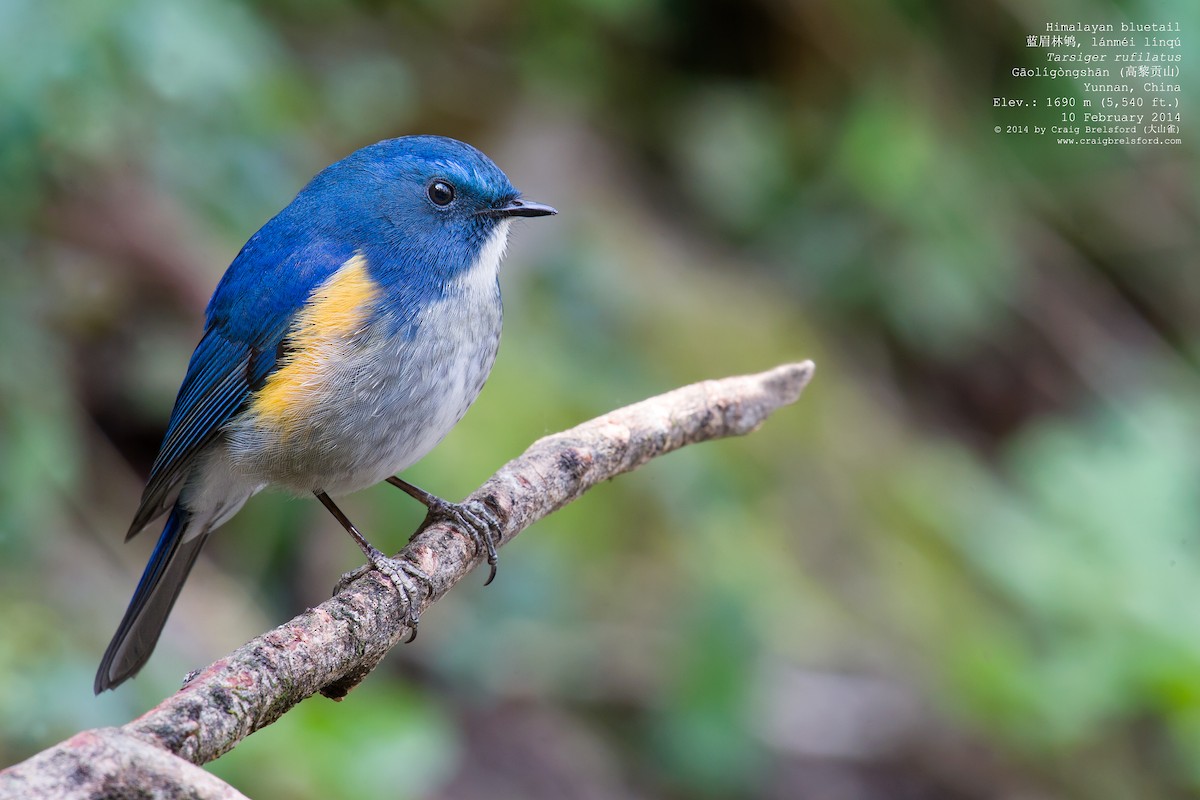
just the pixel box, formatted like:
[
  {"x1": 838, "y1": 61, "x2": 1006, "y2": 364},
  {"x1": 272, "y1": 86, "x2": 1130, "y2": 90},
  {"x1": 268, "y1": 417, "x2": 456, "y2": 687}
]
[{"x1": 0, "y1": 361, "x2": 815, "y2": 798}]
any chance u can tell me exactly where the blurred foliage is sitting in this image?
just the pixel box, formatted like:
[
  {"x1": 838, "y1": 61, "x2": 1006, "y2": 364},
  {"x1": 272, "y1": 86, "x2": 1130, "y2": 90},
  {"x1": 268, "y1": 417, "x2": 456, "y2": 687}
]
[{"x1": 1, "y1": 0, "x2": 1198, "y2": 797}]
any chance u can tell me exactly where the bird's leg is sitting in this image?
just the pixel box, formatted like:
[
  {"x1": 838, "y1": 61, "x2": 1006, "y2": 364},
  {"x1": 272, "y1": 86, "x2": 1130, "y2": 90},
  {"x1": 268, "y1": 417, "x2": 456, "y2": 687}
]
[
  {"x1": 316, "y1": 491, "x2": 429, "y2": 640},
  {"x1": 386, "y1": 476, "x2": 501, "y2": 586}
]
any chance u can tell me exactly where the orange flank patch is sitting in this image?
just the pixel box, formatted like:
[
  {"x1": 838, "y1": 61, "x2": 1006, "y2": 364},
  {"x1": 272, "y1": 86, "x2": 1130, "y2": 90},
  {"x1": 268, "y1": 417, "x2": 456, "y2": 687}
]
[{"x1": 250, "y1": 254, "x2": 380, "y2": 427}]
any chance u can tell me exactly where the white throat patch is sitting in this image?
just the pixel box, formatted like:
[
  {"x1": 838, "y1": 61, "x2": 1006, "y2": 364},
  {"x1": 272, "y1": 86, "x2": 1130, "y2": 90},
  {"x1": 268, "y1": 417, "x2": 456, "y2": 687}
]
[{"x1": 454, "y1": 220, "x2": 512, "y2": 296}]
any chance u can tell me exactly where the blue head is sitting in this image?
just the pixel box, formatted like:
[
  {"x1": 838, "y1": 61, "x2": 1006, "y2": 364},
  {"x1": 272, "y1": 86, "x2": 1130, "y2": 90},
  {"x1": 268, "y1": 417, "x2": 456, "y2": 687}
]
[
  {"x1": 207, "y1": 135, "x2": 554, "y2": 340},
  {"x1": 284, "y1": 135, "x2": 555, "y2": 286}
]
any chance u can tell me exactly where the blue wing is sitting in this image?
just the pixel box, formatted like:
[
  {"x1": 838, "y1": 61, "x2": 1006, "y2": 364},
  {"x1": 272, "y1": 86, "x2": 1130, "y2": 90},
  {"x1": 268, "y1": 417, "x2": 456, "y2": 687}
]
[
  {"x1": 126, "y1": 223, "x2": 358, "y2": 539},
  {"x1": 125, "y1": 329, "x2": 258, "y2": 538}
]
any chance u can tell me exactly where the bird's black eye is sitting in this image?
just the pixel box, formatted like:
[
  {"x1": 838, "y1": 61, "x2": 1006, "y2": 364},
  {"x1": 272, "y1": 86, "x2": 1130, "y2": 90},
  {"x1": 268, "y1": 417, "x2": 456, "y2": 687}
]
[{"x1": 427, "y1": 180, "x2": 455, "y2": 207}]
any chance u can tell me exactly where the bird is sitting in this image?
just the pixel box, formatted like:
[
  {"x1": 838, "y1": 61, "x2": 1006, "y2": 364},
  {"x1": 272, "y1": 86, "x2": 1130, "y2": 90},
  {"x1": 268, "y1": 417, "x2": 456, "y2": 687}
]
[{"x1": 94, "y1": 135, "x2": 556, "y2": 693}]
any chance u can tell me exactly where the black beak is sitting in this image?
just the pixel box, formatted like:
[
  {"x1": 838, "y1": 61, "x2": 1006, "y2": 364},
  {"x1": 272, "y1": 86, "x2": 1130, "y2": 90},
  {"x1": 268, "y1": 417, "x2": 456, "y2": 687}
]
[{"x1": 485, "y1": 198, "x2": 558, "y2": 218}]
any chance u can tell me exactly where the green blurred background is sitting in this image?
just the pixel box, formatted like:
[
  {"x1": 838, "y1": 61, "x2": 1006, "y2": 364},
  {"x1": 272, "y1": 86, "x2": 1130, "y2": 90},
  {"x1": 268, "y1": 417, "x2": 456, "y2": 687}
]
[{"x1": 2, "y1": 0, "x2": 1198, "y2": 797}]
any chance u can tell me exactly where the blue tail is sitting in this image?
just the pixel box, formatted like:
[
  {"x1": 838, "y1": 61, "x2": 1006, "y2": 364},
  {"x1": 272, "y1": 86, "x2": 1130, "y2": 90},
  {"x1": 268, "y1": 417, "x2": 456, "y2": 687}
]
[{"x1": 95, "y1": 503, "x2": 209, "y2": 693}]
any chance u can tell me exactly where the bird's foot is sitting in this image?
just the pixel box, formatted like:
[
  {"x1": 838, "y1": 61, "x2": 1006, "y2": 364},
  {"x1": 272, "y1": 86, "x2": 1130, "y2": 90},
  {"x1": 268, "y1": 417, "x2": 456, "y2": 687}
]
[
  {"x1": 333, "y1": 549, "x2": 431, "y2": 642},
  {"x1": 419, "y1": 499, "x2": 501, "y2": 586},
  {"x1": 387, "y1": 477, "x2": 502, "y2": 585}
]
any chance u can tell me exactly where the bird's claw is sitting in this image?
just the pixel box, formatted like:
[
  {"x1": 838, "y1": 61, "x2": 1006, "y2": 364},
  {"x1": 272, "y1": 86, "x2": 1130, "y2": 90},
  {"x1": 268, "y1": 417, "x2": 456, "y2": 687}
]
[
  {"x1": 413, "y1": 498, "x2": 501, "y2": 585},
  {"x1": 333, "y1": 552, "x2": 431, "y2": 641},
  {"x1": 333, "y1": 563, "x2": 372, "y2": 596}
]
